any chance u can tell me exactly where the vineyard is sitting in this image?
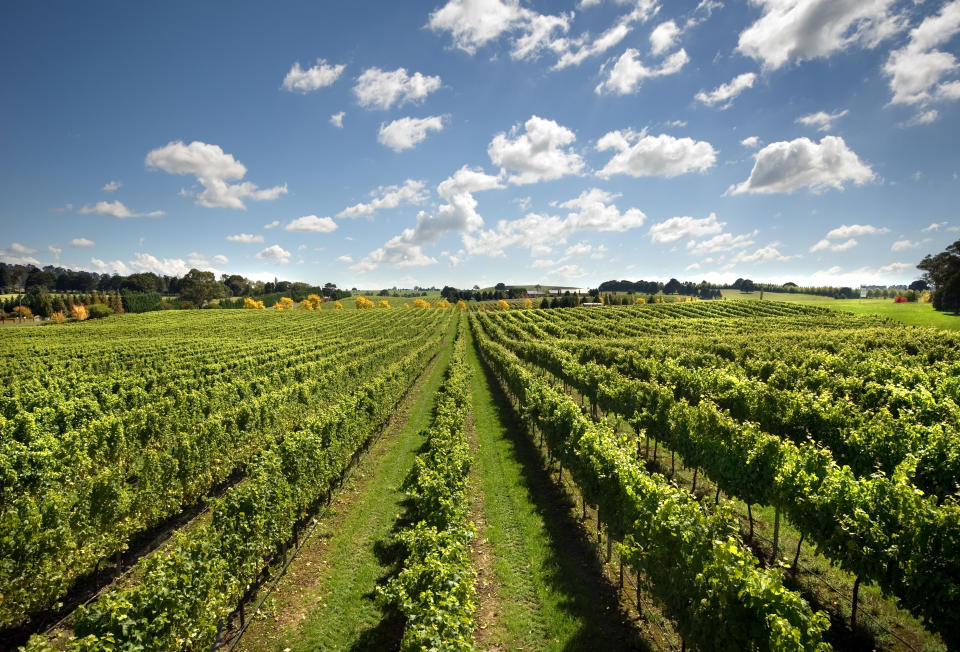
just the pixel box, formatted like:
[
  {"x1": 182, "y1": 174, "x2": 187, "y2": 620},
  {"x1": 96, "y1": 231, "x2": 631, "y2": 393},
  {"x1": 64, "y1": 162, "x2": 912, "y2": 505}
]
[{"x1": 1, "y1": 302, "x2": 956, "y2": 651}]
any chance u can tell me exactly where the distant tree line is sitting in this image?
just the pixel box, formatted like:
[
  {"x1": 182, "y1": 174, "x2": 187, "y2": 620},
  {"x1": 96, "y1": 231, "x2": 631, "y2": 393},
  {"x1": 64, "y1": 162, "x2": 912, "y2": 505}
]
[
  {"x1": 440, "y1": 284, "x2": 526, "y2": 301},
  {"x1": 0, "y1": 262, "x2": 350, "y2": 315},
  {"x1": 598, "y1": 279, "x2": 722, "y2": 299}
]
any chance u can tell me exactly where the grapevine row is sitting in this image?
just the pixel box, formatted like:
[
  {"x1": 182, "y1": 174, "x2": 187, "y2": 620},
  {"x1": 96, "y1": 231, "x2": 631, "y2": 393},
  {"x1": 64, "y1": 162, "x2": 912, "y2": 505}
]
[
  {"x1": 473, "y1": 319, "x2": 831, "y2": 651},
  {"x1": 379, "y1": 320, "x2": 477, "y2": 651}
]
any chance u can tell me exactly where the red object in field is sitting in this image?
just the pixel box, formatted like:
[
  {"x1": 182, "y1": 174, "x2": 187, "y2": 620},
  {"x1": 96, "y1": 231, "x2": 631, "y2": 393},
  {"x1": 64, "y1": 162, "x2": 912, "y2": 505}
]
[{"x1": 894, "y1": 295, "x2": 908, "y2": 303}]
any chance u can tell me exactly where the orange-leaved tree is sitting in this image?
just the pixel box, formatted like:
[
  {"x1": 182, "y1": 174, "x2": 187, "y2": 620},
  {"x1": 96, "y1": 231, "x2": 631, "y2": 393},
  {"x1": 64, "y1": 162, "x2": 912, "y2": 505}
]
[{"x1": 69, "y1": 304, "x2": 87, "y2": 321}]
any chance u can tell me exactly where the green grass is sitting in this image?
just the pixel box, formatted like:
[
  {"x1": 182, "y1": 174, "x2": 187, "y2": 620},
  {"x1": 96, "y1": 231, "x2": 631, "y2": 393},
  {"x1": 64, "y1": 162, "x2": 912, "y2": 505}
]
[
  {"x1": 465, "y1": 325, "x2": 646, "y2": 651},
  {"x1": 236, "y1": 317, "x2": 457, "y2": 651},
  {"x1": 719, "y1": 289, "x2": 960, "y2": 330}
]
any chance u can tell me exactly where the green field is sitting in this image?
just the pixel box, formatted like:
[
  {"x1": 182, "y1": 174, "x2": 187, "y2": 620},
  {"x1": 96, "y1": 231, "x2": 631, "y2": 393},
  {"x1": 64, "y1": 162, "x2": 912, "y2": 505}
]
[{"x1": 719, "y1": 289, "x2": 960, "y2": 330}]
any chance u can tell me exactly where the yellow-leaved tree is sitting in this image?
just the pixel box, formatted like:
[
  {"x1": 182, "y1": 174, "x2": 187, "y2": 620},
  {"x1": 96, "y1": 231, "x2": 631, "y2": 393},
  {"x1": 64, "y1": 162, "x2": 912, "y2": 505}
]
[
  {"x1": 636, "y1": 297, "x2": 646, "y2": 305},
  {"x1": 334, "y1": 300, "x2": 343, "y2": 310},
  {"x1": 435, "y1": 298, "x2": 450, "y2": 309},
  {"x1": 496, "y1": 299, "x2": 510, "y2": 310},
  {"x1": 413, "y1": 298, "x2": 430, "y2": 309},
  {"x1": 456, "y1": 300, "x2": 467, "y2": 311},
  {"x1": 50, "y1": 312, "x2": 66, "y2": 324},
  {"x1": 523, "y1": 298, "x2": 532, "y2": 309},
  {"x1": 301, "y1": 294, "x2": 323, "y2": 310},
  {"x1": 243, "y1": 297, "x2": 266, "y2": 309},
  {"x1": 356, "y1": 296, "x2": 374, "y2": 309},
  {"x1": 274, "y1": 297, "x2": 295, "y2": 310},
  {"x1": 379, "y1": 299, "x2": 390, "y2": 308},
  {"x1": 70, "y1": 304, "x2": 88, "y2": 321}
]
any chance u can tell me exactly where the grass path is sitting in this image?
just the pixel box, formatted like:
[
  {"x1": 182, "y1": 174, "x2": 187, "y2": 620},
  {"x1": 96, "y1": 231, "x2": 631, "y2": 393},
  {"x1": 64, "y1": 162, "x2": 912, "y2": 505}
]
[
  {"x1": 464, "y1": 324, "x2": 647, "y2": 651},
  {"x1": 234, "y1": 317, "x2": 457, "y2": 652}
]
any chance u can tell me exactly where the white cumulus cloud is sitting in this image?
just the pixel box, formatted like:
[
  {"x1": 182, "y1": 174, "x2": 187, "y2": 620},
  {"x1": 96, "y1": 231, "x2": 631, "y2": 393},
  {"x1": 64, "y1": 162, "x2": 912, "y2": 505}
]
[
  {"x1": 687, "y1": 229, "x2": 759, "y2": 255},
  {"x1": 892, "y1": 239, "x2": 920, "y2": 251},
  {"x1": 78, "y1": 200, "x2": 164, "y2": 218},
  {"x1": 595, "y1": 48, "x2": 689, "y2": 95},
  {"x1": 352, "y1": 165, "x2": 504, "y2": 272},
  {"x1": 825, "y1": 223, "x2": 890, "y2": 238},
  {"x1": 810, "y1": 237, "x2": 858, "y2": 252},
  {"x1": 727, "y1": 136, "x2": 874, "y2": 194},
  {"x1": 488, "y1": 115, "x2": 584, "y2": 185},
  {"x1": 70, "y1": 237, "x2": 96, "y2": 247},
  {"x1": 695, "y1": 72, "x2": 757, "y2": 108},
  {"x1": 796, "y1": 109, "x2": 849, "y2": 131},
  {"x1": 728, "y1": 242, "x2": 794, "y2": 264},
  {"x1": 102, "y1": 180, "x2": 122, "y2": 192},
  {"x1": 226, "y1": 233, "x2": 264, "y2": 243},
  {"x1": 330, "y1": 111, "x2": 345, "y2": 128},
  {"x1": 353, "y1": 67, "x2": 442, "y2": 110},
  {"x1": 884, "y1": 0, "x2": 960, "y2": 121},
  {"x1": 741, "y1": 136, "x2": 762, "y2": 148},
  {"x1": 738, "y1": 0, "x2": 904, "y2": 70},
  {"x1": 378, "y1": 116, "x2": 445, "y2": 152},
  {"x1": 650, "y1": 20, "x2": 680, "y2": 55},
  {"x1": 145, "y1": 140, "x2": 287, "y2": 209},
  {"x1": 282, "y1": 59, "x2": 345, "y2": 93},
  {"x1": 338, "y1": 179, "x2": 429, "y2": 218},
  {"x1": 649, "y1": 213, "x2": 724, "y2": 243},
  {"x1": 596, "y1": 129, "x2": 717, "y2": 178},
  {"x1": 256, "y1": 245, "x2": 292, "y2": 265},
  {"x1": 284, "y1": 215, "x2": 338, "y2": 233},
  {"x1": 463, "y1": 189, "x2": 645, "y2": 259}
]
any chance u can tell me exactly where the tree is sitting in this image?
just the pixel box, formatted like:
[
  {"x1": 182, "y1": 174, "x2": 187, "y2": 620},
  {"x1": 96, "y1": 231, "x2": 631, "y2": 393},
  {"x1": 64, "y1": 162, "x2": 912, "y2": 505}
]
[
  {"x1": 243, "y1": 297, "x2": 265, "y2": 309},
  {"x1": 495, "y1": 282, "x2": 507, "y2": 290},
  {"x1": 918, "y1": 240, "x2": 960, "y2": 312},
  {"x1": 123, "y1": 273, "x2": 160, "y2": 294},
  {"x1": 496, "y1": 299, "x2": 510, "y2": 310},
  {"x1": 909, "y1": 279, "x2": 930, "y2": 292},
  {"x1": 222, "y1": 274, "x2": 250, "y2": 297},
  {"x1": 25, "y1": 269, "x2": 56, "y2": 291},
  {"x1": 740, "y1": 279, "x2": 755, "y2": 293},
  {"x1": 179, "y1": 269, "x2": 227, "y2": 307},
  {"x1": 663, "y1": 278, "x2": 682, "y2": 295}
]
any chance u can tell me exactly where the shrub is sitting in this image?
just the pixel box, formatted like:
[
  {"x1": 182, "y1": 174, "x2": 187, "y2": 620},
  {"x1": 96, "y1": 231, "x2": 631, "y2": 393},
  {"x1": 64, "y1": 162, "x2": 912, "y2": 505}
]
[
  {"x1": 12, "y1": 305, "x2": 32, "y2": 320},
  {"x1": 334, "y1": 301, "x2": 343, "y2": 310},
  {"x1": 273, "y1": 297, "x2": 295, "y2": 310},
  {"x1": 379, "y1": 299, "x2": 390, "y2": 309},
  {"x1": 413, "y1": 298, "x2": 430, "y2": 309},
  {"x1": 70, "y1": 304, "x2": 88, "y2": 321},
  {"x1": 496, "y1": 299, "x2": 510, "y2": 310},
  {"x1": 301, "y1": 294, "x2": 323, "y2": 310},
  {"x1": 86, "y1": 304, "x2": 114, "y2": 319},
  {"x1": 355, "y1": 296, "x2": 374, "y2": 309},
  {"x1": 50, "y1": 312, "x2": 66, "y2": 324},
  {"x1": 243, "y1": 297, "x2": 265, "y2": 310}
]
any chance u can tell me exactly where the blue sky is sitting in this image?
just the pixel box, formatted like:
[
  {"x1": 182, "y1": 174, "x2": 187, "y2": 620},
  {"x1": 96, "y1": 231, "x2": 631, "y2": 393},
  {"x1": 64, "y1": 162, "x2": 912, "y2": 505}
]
[{"x1": 2, "y1": 0, "x2": 959, "y2": 289}]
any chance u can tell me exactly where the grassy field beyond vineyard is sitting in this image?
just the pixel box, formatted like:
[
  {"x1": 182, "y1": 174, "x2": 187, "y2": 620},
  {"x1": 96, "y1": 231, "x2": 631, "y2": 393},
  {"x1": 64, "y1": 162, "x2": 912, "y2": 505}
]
[{"x1": 2, "y1": 301, "x2": 956, "y2": 651}]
